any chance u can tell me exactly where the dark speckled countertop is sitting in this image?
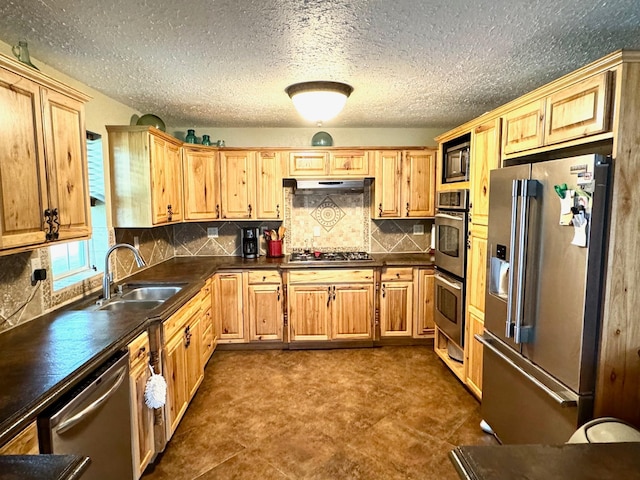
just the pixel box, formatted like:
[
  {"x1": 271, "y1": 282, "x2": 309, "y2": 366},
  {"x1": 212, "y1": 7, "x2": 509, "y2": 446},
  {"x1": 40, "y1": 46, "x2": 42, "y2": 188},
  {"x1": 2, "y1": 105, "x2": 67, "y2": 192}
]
[{"x1": 0, "y1": 253, "x2": 433, "y2": 476}]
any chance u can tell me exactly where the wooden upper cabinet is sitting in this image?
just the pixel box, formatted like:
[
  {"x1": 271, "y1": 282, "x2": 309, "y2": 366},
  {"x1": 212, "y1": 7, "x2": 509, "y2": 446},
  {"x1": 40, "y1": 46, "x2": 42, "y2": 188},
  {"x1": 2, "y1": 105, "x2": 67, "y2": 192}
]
[
  {"x1": 219, "y1": 151, "x2": 256, "y2": 219},
  {"x1": 182, "y1": 147, "x2": 220, "y2": 221},
  {"x1": 255, "y1": 151, "x2": 283, "y2": 220},
  {"x1": 0, "y1": 56, "x2": 90, "y2": 254},
  {"x1": 403, "y1": 150, "x2": 436, "y2": 217},
  {"x1": 545, "y1": 72, "x2": 611, "y2": 145},
  {"x1": 329, "y1": 150, "x2": 370, "y2": 176},
  {"x1": 502, "y1": 99, "x2": 545, "y2": 154},
  {"x1": 151, "y1": 136, "x2": 182, "y2": 224},
  {"x1": 373, "y1": 151, "x2": 402, "y2": 218},
  {"x1": 289, "y1": 151, "x2": 329, "y2": 177},
  {"x1": 373, "y1": 149, "x2": 436, "y2": 219},
  {"x1": 471, "y1": 119, "x2": 501, "y2": 226},
  {"x1": 0, "y1": 69, "x2": 48, "y2": 251},
  {"x1": 289, "y1": 150, "x2": 369, "y2": 177},
  {"x1": 108, "y1": 126, "x2": 183, "y2": 227}
]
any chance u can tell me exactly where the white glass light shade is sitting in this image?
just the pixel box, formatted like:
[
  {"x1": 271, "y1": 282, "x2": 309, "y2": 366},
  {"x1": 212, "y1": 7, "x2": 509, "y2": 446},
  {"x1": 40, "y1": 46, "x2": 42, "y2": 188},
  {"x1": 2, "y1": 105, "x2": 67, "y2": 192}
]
[{"x1": 286, "y1": 81, "x2": 353, "y2": 124}]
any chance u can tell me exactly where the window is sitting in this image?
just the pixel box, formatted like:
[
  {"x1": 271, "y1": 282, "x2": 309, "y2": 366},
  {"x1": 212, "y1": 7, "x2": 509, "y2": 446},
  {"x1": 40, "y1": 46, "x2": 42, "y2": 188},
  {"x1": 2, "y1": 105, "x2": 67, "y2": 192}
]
[{"x1": 50, "y1": 131, "x2": 109, "y2": 290}]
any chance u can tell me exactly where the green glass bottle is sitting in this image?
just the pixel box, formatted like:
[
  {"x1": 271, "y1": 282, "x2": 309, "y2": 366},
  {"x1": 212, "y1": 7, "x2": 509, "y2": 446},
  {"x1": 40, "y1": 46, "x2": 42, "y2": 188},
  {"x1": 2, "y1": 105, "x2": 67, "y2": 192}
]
[
  {"x1": 185, "y1": 129, "x2": 197, "y2": 144},
  {"x1": 202, "y1": 135, "x2": 211, "y2": 146}
]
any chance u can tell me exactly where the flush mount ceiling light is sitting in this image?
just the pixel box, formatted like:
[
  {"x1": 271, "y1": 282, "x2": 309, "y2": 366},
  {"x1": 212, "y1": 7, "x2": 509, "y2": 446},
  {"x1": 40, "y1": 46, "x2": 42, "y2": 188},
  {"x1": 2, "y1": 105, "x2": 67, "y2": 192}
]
[{"x1": 285, "y1": 81, "x2": 353, "y2": 125}]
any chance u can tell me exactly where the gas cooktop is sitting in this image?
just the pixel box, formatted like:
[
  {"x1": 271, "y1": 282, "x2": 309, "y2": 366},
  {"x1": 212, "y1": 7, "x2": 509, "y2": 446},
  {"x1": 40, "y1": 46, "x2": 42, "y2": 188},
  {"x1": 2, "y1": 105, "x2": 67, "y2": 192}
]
[{"x1": 288, "y1": 251, "x2": 374, "y2": 262}]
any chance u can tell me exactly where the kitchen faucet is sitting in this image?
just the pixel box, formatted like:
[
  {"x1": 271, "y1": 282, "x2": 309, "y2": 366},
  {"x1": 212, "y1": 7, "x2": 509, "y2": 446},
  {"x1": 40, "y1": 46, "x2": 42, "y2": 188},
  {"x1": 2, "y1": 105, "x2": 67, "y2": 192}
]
[{"x1": 102, "y1": 243, "x2": 147, "y2": 301}]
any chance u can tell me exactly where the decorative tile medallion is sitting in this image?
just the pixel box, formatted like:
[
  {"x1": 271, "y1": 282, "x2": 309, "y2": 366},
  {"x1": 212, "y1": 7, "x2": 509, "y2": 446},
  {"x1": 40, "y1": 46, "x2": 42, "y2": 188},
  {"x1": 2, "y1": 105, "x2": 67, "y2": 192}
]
[{"x1": 311, "y1": 196, "x2": 345, "y2": 232}]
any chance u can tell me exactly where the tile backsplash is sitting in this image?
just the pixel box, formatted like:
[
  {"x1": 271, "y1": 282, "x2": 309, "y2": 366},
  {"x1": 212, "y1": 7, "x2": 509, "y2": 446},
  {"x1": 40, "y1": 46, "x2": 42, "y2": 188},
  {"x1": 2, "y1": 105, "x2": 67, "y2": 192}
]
[{"x1": 0, "y1": 184, "x2": 431, "y2": 332}]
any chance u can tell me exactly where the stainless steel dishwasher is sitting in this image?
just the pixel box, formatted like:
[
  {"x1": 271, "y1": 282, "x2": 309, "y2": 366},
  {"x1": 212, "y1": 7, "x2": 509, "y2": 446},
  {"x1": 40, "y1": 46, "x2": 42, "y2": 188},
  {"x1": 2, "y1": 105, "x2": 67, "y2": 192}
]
[{"x1": 38, "y1": 351, "x2": 134, "y2": 480}]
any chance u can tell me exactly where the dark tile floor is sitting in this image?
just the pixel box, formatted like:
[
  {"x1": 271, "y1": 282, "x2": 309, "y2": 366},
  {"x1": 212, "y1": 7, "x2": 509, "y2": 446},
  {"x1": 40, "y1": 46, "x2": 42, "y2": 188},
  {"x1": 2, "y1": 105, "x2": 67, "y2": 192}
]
[{"x1": 142, "y1": 346, "x2": 497, "y2": 480}]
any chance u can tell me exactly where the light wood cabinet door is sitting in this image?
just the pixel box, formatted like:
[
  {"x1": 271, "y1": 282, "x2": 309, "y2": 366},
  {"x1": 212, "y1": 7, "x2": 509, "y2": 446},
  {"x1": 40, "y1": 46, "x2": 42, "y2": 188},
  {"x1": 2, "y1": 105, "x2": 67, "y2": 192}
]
[
  {"x1": 467, "y1": 225, "x2": 488, "y2": 315},
  {"x1": 380, "y1": 281, "x2": 413, "y2": 337},
  {"x1": 332, "y1": 284, "x2": 373, "y2": 339},
  {"x1": 185, "y1": 313, "x2": 203, "y2": 399},
  {"x1": 289, "y1": 151, "x2": 329, "y2": 177},
  {"x1": 164, "y1": 330, "x2": 188, "y2": 439},
  {"x1": 471, "y1": 120, "x2": 501, "y2": 226},
  {"x1": 0, "y1": 422, "x2": 39, "y2": 454},
  {"x1": 256, "y1": 151, "x2": 283, "y2": 220},
  {"x1": 214, "y1": 272, "x2": 245, "y2": 342},
  {"x1": 219, "y1": 151, "x2": 256, "y2": 219},
  {"x1": 288, "y1": 285, "x2": 331, "y2": 341},
  {"x1": 150, "y1": 136, "x2": 182, "y2": 224},
  {"x1": 403, "y1": 150, "x2": 436, "y2": 217},
  {"x1": 247, "y1": 283, "x2": 283, "y2": 341},
  {"x1": 329, "y1": 150, "x2": 369, "y2": 176},
  {"x1": 414, "y1": 269, "x2": 435, "y2": 338},
  {"x1": 183, "y1": 147, "x2": 220, "y2": 220},
  {"x1": 43, "y1": 88, "x2": 91, "y2": 241},
  {"x1": 545, "y1": 72, "x2": 611, "y2": 145},
  {"x1": 466, "y1": 311, "x2": 484, "y2": 399},
  {"x1": 502, "y1": 99, "x2": 545, "y2": 154},
  {"x1": 0, "y1": 69, "x2": 48, "y2": 250},
  {"x1": 129, "y1": 362, "x2": 154, "y2": 476},
  {"x1": 373, "y1": 151, "x2": 402, "y2": 218}
]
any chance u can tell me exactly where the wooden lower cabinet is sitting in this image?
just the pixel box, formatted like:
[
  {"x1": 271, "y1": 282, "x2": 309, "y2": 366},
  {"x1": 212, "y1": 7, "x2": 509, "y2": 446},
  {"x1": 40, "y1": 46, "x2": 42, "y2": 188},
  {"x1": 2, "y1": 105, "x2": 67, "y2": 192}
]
[
  {"x1": 380, "y1": 268, "x2": 414, "y2": 337},
  {"x1": 0, "y1": 422, "x2": 38, "y2": 454},
  {"x1": 466, "y1": 311, "x2": 484, "y2": 399},
  {"x1": 414, "y1": 268, "x2": 435, "y2": 338},
  {"x1": 213, "y1": 272, "x2": 245, "y2": 343},
  {"x1": 287, "y1": 269, "x2": 374, "y2": 342},
  {"x1": 247, "y1": 282, "x2": 283, "y2": 341},
  {"x1": 127, "y1": 332, "x2": 154, "y2": 478},
  {"x1": 163, "y1": 295, "x2": 205, "y2": 440}
]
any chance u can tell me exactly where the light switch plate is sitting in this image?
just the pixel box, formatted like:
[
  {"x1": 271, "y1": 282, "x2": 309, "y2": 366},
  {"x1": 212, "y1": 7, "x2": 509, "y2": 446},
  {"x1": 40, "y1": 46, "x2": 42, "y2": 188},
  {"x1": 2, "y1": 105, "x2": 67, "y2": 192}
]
[
  {"x1": 207, "y1": 227, "x2": 219, "y2": 238},
  {"x1": 313, "y1": 226, "x2": 321, "y2": 237},
  {"x1": 413, "y1": 224, "x2": 425, "y2": 235}
]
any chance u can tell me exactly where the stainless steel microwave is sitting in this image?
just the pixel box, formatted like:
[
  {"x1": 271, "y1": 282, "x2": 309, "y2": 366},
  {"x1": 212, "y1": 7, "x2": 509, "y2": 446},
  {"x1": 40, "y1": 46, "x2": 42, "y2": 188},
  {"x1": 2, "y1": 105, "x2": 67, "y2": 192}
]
[{"x1": 444, "y1": 141, "x2": 470, "y2": 183}]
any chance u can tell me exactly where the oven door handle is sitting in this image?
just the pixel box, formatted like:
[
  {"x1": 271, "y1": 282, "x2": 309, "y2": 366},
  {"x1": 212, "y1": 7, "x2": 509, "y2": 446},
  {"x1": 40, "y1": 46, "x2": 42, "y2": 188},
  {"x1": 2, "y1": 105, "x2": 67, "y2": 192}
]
[
  {"x1": 435, "y1": 213, "x2": 464, "y2": 222},
  {"x1": 435, "y1": 272, "x2": 462, "y2": 290}
]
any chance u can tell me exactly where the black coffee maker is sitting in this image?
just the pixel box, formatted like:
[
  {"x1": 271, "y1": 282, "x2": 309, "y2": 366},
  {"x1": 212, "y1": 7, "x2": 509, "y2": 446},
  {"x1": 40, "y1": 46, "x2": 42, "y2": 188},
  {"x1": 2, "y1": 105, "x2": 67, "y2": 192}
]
[{"x1": 241, "y1": 227, "x2": 260, "y2": 258}]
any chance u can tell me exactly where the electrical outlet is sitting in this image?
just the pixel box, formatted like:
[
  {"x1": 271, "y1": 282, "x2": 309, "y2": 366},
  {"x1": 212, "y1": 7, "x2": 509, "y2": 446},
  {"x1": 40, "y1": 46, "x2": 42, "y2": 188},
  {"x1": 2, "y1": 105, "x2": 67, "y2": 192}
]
[
  {"x1": 313, "y1": 226, "x2": 321, "y2": 237},
  {"x1": 31, "y1": 258, "x2": 42, "y2": 272},
  {"x1": 413, "y1": 224, "x2": 425, "y2": 235},
  {"x1": 207, "y1": 227, "x2": 219, "y2": 238},
  {"x1": 133, "y1": 236, "x2": 140, "y2": 249}
]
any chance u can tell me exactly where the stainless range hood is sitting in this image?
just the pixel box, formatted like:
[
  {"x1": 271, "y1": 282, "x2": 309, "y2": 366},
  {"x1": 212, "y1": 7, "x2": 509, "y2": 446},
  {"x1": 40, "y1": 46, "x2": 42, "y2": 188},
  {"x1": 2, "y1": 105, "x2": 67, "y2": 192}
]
[{"x1": 294, "y1": 179, "x2": 365, "y2": 194}]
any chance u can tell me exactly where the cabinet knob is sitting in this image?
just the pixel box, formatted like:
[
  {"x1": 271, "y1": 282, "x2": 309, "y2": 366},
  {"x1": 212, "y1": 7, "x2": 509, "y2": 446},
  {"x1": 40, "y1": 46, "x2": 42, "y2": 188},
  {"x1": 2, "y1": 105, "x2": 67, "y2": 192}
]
[
  {"x1": 382, "y1": 284, "x2": 386, "y2": 298},
  {"x1": 406, "y1": 202, "x2": 410, "y2": 216},
  {"x1": 378, "y1": 203, "x2": 383, "y2": 217},
  {"x1": 332, "y1": 285, "x2": 336, "y2": 301},
  {"x1": 327, "y1": 286, "x2": 331, "y2": 306},
  {"x1": 216, "y1": 204, "x2": 220, "y2": 219},
  {"x1": 276, "y1": 204, "x2": 280, "y2": 218},
  {"x1": 277, "y1": 285, "x2": 281, "y2": 301},
  {"x1": 248, "y1": 204, "x2": 252, "y2": 218}
]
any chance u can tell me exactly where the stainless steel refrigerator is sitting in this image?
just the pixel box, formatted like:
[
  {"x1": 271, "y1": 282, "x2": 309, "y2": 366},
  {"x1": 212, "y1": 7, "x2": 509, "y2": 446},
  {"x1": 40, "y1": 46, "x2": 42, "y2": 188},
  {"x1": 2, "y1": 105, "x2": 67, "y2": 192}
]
[{"x1": 478, "y1": 154, "x2": 611, "y2": 444}]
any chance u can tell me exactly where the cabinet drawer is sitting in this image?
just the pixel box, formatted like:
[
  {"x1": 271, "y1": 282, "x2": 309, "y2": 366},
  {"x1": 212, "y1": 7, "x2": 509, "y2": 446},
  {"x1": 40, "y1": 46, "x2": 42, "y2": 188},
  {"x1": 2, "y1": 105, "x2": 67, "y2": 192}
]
[
  {"x1": 164, "y1": 295, "x2": 200, "y2": 340},
  {"x1": 288, "y1": 269, "x2": 374, "y2": 284},
  {"x1": 128, "y1": 331, "x2": 150, "y2": 367},
  {"x1": 247, "y1": 270, "x2": 281, "y2": 284},
  {"x1": 381, "y1": 267, "x2": 413, "y2": 282},
  {"x1": 201, "y1": 324, "x2": 214, "y2": 365}
]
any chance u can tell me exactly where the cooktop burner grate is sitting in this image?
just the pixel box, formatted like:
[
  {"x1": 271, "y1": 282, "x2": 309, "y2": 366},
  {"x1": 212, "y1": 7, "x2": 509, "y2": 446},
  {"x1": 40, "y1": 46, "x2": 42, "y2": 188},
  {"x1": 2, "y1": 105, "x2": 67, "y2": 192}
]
[{"x1": 289, "y1": 251, "x2": 373, "y2": 262}]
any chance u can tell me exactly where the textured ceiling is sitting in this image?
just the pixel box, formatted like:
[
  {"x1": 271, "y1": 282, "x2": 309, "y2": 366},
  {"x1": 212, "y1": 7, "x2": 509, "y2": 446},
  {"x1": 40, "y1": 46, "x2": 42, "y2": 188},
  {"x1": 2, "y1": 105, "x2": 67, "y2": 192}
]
[{"x1": 1, "y1": 0, "x2": 639, "y2": 128}]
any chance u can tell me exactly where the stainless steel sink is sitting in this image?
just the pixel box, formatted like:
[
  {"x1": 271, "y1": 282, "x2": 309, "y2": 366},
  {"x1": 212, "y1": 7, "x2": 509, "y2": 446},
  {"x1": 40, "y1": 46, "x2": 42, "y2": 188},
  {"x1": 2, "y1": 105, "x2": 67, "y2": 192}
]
[
  {"x1": 98, "y1": 299, "x2": 164, "y2": 312},
  {"x1": 121, "y1": 285, "x2": 183, "y2": 302}
]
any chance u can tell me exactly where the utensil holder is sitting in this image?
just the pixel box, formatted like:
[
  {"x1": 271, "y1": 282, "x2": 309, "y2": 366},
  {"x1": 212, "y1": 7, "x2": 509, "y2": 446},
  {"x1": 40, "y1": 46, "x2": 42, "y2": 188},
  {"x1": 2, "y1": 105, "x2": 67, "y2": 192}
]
[{"x1": 267, "y1": 240, "x2": 283, "y2": 258}]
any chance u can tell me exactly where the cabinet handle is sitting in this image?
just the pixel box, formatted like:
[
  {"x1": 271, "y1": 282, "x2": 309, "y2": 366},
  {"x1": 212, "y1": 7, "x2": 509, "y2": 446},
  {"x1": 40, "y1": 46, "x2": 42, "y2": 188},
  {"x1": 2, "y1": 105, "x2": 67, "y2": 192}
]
[
  {"x1": 378, "y1": 203, "x2": 383, "y2": 217},
  {"x1": 248, "y1": 204, "x2": 252, "y2": 218},
  {"x1": 277, "y1": 285, "x2": 281, "y2": 301},
  {"x1": 216, "y1": 204, "x2": 220, "y2": 219},
  {"x1": 167, "y1": 204, "x2": 173, "y2": 222},
  {"x1": 137, "y1": 346, "x2": 146, "y2": 359},
  {"x1": 406, "y1": 202, "x2": 410, "y2": 217},
  {"x1": 332, "y1": 285, "x2": 336, "y2": 301},
  {"x1": 184, "y1": 325, "x2": 192, "y2": 347},
  {"x1": 276, "y1": 204, "x2": 280, "y2": 218},
  {"x1": 262, "y1": 276, "x2": 266, "y2": 281},
  {"x1": 327, "y1": 286, "x2": 331, "y2": 306},
  {"x1": 382, "y1": 284, "x2": 386, "y2": 298},
  {"x1": 44, "y1": 209, "x2": 53, "y2": 240}
]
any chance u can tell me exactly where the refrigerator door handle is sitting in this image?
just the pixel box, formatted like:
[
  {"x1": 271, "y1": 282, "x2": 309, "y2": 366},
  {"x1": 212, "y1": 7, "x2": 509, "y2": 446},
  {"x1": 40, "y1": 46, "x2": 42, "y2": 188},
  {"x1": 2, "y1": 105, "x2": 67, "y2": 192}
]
[
  {"x1": 476, "y1": 333, "x2": 578, "y2": 407},
  {"x1": 506, "y1": 179, "x2": 520, "y2": 338},
  {"x1": 514, "y1": 180, "x2": 538, "y2": 344}
]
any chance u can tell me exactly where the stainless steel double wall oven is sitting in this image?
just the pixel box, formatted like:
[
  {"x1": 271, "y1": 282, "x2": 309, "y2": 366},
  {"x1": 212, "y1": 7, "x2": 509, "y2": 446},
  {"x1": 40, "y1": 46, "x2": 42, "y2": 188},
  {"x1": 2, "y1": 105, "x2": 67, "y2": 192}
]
[{"x1": 434, "y1": 189, "x2": 469, "y2": 348}]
